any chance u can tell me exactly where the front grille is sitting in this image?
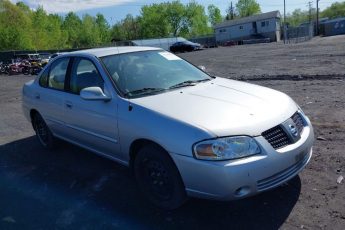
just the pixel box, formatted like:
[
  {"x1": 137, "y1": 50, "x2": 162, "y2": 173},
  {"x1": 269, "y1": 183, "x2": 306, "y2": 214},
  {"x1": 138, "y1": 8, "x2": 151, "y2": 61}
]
[
  {"x1": 262, "y1": 126, "x2": 292, "y2": 149},
  {"x1": 262, "y1": 112, "x2": 306, "y2": 150},
  {"x1": 291, "y1": 112, "x2": 304, "y2": 134}
]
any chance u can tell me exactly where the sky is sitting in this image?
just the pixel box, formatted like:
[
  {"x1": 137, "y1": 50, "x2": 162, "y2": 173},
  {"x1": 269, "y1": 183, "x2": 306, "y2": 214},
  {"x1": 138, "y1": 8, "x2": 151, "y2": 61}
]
[{"x1": 10, "y1": 0, "x2": 342, "y2": 24}]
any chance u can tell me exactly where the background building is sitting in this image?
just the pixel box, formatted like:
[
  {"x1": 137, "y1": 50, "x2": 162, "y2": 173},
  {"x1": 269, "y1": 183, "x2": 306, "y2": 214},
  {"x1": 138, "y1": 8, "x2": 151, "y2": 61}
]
[{"x1": 214, "y1": 11, "x2": 281, "y2": 44}]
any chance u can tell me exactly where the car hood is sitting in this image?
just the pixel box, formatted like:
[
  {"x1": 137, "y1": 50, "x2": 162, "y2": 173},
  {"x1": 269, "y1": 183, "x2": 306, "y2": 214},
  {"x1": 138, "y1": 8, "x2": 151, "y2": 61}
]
[{"x1": 131, "y1": 77, "x2": 298, "y2": 137}]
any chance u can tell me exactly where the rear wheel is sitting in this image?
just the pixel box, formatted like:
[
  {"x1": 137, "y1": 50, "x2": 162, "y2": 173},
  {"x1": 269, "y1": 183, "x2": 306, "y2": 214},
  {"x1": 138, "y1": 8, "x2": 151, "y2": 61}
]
[
  {"x1": 134, "y1": 144, "x2": 187, "y2": 210},
  {"x1": 32, "y1": 113, "x2": 56, "y2": 149}
]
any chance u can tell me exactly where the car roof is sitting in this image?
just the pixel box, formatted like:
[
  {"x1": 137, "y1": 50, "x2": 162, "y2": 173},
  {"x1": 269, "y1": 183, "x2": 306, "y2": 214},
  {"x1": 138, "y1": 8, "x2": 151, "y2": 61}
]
[{"x1": 70, "y1": 46, "x2": 162, "y2": 58}]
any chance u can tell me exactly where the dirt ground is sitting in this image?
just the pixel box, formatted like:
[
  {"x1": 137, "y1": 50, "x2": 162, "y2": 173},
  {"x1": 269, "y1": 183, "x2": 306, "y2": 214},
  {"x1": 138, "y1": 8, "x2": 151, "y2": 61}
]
[
  {"x1": 180, "y1": 35, "x2": 345, "y2": 79},
  {"x1": 0, "y1": 35, "x2": 344, "y2": 229}
]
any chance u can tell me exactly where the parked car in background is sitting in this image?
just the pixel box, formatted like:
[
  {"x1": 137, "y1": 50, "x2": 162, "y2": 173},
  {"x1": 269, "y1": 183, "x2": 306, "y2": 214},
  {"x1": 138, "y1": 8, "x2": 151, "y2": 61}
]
[
  {"x1": 170, "y1": 41, "x2": 201, "y2": 53},
  {"x1": 0, "y1": 61, "x2": 10, "y2": 74},
  {"x1": 30, "y1": 62, "x2": 43, "y2": 75},
  {"x1": 20, "y1": 60, "x2": 31, "y2": 75},
  {"x1": 9, "y1": 61, "x2": 24, "y2": 75},
  {"x1": 39, "y1": 53, "x2": 51, "y2": 66},
  {"x1": 13, "y1": 53, "x2": 43, "y2": 75},
  {"x1": 22, "y1": 47, "x2": 314, "y2": 210}
]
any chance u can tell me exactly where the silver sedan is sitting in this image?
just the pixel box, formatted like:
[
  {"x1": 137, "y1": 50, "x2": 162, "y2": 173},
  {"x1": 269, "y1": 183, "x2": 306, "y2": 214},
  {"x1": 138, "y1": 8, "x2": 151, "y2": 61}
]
[{"x1": 22, "y1": 47, "x2": 314, "y2": 209}]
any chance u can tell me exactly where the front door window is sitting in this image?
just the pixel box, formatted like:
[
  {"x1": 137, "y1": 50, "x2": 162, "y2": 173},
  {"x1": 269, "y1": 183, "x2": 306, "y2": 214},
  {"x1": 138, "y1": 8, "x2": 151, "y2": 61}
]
[{"x1": 69, "y1": 58, "x2": 104, "y2": 94}]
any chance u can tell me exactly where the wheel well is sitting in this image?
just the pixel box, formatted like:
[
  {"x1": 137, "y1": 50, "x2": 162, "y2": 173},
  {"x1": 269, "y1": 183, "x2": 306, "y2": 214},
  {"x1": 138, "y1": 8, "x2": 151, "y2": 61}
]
[
  {"x1": 29, "y1": 109, "x2": 40, "y2": 129},
  {"x1": 129, "y1": 139, "x2": 187, "y2": 192},
  {"x1": 30, "y1": 109, "x2": 39, "y2": 122},
  {"x1": 129, "y1": 139, "x2": 167, "y2": 170}
]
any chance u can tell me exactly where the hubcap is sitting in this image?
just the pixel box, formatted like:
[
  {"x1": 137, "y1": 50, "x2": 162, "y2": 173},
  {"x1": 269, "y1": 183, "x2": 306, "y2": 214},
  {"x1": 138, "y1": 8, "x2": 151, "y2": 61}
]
[
  {"x1": 35, "y1": 117, "x2": 49, "y2": 146},
  {"x1": 143, "y1": 158, "x2": 173, "y2": 200}
]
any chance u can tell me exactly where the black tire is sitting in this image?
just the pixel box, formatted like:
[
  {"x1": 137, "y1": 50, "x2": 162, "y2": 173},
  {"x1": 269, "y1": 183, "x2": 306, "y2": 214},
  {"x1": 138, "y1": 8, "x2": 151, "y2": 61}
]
[
  {"x1": 23, "y1": 68, "x2": 29, "y2": 75},
  {"x1": 32, "y1": 113, "x2": 56, "y2": 149},
  {"x1": 134, "y1": 144, "x2": 187, "y2": 210}
]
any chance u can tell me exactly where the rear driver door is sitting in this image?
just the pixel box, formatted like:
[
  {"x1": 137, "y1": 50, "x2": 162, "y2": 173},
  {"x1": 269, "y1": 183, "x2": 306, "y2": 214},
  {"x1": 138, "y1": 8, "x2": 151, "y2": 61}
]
[{"x1": 35, "y1": 57, "x2": 71, "y2": 137}]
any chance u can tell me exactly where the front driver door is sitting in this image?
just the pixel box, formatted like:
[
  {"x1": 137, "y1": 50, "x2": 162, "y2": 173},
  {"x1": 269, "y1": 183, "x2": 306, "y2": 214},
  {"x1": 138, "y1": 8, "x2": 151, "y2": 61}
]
[{"x1": 63, "y1": 57, "x2": 121, "y2": 161}]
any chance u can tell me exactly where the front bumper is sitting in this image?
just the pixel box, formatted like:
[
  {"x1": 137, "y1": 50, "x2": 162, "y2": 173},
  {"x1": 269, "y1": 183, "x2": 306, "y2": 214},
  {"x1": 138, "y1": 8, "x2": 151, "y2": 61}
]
[{"x1": 171, "y1": 116, "x2": 314, "y2": 201}]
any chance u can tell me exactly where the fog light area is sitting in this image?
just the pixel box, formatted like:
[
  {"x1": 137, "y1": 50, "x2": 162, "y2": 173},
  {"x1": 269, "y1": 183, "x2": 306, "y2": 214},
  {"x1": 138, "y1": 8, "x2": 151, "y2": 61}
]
[{"x1": 234, "y1": 186, "x2": 251, "y2": 197}]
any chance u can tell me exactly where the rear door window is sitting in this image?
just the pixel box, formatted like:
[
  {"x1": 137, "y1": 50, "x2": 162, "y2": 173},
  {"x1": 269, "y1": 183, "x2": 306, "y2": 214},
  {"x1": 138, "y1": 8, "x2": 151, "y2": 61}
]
[
  {"x1": 39, "y1": 67, "x2": 49, "y2": 87},
  {"x1": 48, "y1": 58, "x2": 70, "y2": 90}
]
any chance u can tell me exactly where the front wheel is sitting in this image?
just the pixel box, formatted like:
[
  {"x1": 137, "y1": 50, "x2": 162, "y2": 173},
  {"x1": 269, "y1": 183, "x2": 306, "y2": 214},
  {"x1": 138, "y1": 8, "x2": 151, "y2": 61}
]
[
  {"x1": 134, "y1": 144, "x2": 187, "y2": 210},
  {"x1": 32, "y1": 113, "x2": 56, "y2": 149}
]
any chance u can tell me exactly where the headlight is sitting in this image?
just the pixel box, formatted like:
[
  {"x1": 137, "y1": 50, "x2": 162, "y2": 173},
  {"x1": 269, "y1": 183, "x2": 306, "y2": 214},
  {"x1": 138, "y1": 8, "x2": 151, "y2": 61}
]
[
  {"x1": 193, "y1": 136, "x2": 261, "y2": 161},
  {"x1": 294, "y1": 101, "x2": 305, "y2": 115},
  {"x1": 297, "y1": 105, "x2": 305, "y2": 115}
]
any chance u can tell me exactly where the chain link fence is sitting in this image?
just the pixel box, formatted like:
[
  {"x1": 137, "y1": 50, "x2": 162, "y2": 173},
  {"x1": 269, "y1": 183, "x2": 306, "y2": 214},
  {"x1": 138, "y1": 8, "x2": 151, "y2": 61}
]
[
  {"x1": 0, "y1": 48, "x2": 84, "y2": 63},
  {"x1": 189, "y1": 35, "x2": 217, "y2": 48},
  {"x1": 111, "y1": 37, "x2": 185, "y2": 51},
  {"x1": 286, "y1": 24, "x2": 314, "y2": 43},
  {"x1": 112, "y1": 36, "x2": 218, "y2": 50}
]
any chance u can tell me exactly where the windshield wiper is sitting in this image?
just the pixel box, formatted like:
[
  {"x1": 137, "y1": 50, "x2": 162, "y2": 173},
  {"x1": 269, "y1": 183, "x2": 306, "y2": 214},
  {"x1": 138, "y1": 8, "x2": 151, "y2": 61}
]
[
  {"x1": 169, "y1": 79, "x2": 211, "y2": 89},
  {"x1": 124, "y1": 87, "x2": 166, "y2": 97}
]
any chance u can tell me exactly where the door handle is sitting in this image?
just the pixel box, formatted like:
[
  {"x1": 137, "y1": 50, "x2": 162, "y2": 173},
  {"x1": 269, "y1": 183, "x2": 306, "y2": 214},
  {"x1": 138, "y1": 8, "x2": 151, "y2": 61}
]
[
  {"x1": 34, "y1": 93, "x2": 40, "y2": 99},
  {"x1": 65, "y1": 101, "x2": 73, "y2": 109}
]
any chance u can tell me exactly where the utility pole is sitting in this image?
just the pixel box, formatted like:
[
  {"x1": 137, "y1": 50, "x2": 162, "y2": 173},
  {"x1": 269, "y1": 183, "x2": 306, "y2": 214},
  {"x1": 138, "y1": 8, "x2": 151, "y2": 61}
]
[
  {"x1": 307, "y1": 1, "x2": 313, "y2": 24},
  {"x1": 284, "y1": 0, "x2": 286, "y2": 44},
  {"x1": 284, "y1": 0, "x2": 286, "y2": 24},
  {"x1": 230, "y1": 1, "x2": 234, "y2": 20},
  {"x1": 316, "y1": 0, "x2": 320, "y2": 35}
]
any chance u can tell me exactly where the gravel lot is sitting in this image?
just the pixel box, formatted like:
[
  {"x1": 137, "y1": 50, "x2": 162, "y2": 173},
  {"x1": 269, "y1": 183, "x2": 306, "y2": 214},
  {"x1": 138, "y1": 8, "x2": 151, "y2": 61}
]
[
  {"x1": 0, "y1": 36, "x2": 344, "y2": 229},
  {"x1": 180, "y1": 35, "x2": 345, "y2": 80}
]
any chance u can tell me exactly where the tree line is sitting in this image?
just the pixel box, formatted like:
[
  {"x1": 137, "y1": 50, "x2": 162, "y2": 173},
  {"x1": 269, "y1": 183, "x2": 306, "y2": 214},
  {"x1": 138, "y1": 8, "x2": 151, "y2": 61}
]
[
  {"x1": 0, "y1": 0, "x2": 220, "y2": 51},
  {"x1": 0, "y1": 0, "x2": 262, "y2": 51},
  {"x1": 112, "y1": 1, "x2": 213, "y2": 42},
  {"x1": 0, "y1": 0, "x2": 345, "y2": 51},
  {"x1": 0, "y1": 0, "x2": 114, "y2": 51}
]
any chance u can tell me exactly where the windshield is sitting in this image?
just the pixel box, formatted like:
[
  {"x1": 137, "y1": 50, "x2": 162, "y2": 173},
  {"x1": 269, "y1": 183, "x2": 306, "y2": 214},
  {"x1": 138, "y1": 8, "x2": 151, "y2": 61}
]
[{"x1": 101, "y1": 50, "x2": 211, "y2": 98}]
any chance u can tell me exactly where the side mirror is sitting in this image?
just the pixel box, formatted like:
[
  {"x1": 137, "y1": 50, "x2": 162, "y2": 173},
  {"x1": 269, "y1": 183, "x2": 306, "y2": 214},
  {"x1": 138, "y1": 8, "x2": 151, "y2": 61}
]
[
  {"x1": 80, "y1": 87, "x2": 111, "y2": 102},
  {"x1": 198, "y1": 65, "x2": 206, "y2": 72}
]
